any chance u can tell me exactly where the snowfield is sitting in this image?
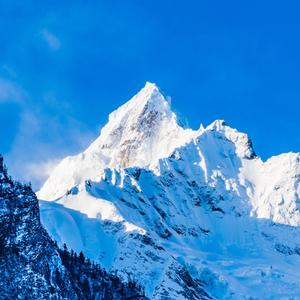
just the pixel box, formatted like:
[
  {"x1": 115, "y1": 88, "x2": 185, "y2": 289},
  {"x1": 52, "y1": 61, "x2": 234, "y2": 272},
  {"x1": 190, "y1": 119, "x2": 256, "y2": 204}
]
[{"x1": 38, "y1": 82, "x2": 300, "y2": 299}]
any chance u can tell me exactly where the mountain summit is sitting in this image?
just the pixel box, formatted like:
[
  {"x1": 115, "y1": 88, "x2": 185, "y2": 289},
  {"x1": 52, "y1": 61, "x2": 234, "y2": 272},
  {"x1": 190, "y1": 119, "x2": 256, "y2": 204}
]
[
  {"x1": 38, "y1": 82, "x2": 195, "y2": 200},
  {"x1": 86, "y1": 81, "x2": 192, "y2": 168},
  {"x1": 38, "y1": 83, "x2": 300, "y2": 299}
]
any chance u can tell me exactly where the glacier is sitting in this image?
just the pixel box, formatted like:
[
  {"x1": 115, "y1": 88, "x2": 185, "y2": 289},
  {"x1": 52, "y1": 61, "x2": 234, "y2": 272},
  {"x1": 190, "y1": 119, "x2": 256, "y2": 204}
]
[{"x1": 38, "y1": 82, "x2": 300, "y2": 299}]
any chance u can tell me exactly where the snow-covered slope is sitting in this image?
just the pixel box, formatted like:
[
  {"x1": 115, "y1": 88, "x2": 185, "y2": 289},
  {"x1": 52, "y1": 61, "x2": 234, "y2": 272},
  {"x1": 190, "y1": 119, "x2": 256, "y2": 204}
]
[{"x1": 38, "y1": 83, "x2": 300, "y2": 299}]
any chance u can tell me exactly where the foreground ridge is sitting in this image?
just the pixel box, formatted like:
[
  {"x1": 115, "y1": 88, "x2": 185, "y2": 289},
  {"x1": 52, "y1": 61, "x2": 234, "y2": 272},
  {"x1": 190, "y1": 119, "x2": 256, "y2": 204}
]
[{"x1": 0, "y1": 155, "x2": 147, "y2": 300}]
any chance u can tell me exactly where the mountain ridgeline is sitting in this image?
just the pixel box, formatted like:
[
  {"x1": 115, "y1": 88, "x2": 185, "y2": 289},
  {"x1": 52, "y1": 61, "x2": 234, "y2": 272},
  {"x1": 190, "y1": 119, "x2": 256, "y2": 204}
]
[
  {"x1": 2, "y1": 82, "x2": 300, "y2": 299},
  {"x1": 37, "y1": 83, "x2": 300, "y2": 299},
  {"x1": 0, "y1": 155, "x2": 147, "y2": 300}
]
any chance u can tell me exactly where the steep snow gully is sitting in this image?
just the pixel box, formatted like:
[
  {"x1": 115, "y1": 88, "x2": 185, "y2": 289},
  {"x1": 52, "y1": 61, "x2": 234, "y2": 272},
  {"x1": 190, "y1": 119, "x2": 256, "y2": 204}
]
[{"x1": 38, "y1": 82, "x2": 300, "y2": 299}]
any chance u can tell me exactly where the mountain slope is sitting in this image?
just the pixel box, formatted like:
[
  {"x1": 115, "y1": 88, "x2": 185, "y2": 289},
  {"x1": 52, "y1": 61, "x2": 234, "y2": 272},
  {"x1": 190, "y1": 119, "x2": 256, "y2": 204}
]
[
  {"x1": 0, "y1": 155, "x2": 147, "y2": 299},
  {"x1": 38, "y1": 83, "x2": 300, "y2": 299}
]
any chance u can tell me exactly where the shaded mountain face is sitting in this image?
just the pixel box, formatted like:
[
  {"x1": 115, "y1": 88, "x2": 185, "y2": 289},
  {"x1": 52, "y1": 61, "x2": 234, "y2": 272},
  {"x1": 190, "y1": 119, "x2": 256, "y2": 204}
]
[
  {"x1": 0, "y1": 157, "x2": 75, "y2": 299},
  {"x1": 38, "y1": 83, "x2": 300, "y2": 299},
  {"x1": 0, "y1": 156, "x2": 147, "y2": 300}
]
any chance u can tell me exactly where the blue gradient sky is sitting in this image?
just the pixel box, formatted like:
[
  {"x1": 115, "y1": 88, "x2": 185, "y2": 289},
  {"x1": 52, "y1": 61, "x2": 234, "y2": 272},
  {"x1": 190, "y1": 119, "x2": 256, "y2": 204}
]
[{"x1": 0, "y1": 1, "x2": 299, "y2": 187}]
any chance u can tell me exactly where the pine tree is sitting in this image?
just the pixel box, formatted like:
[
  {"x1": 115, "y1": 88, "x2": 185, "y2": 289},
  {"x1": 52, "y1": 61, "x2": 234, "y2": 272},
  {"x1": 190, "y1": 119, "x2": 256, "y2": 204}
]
[{"x1": 79, "y1": 251, "x2": 85, "y2": 264}]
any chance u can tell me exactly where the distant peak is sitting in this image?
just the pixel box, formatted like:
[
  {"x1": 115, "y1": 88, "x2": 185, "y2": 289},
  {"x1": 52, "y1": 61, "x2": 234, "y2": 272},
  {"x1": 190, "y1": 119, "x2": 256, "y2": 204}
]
[
  {"x1": 121, "y1": 81, "x2": 170, "y2": 118},
  {"x1": 135, "y1": 81, "x2": 164, "y2": 106},
  {"x1": 207, "y1": 119, "x2": 227, "y2": 131},
  {"x1": 205, "y1": 120, "x2": 257, "y2": 159},
  {"x1": 144, "y1": 81, "x2": 159, "y2": 91},
  {"x1": 81, "y1": 82, "x2": 190, "y2": 169},
  {"x1": 138, "y1": 82, "x2": 160, "y2": 97}
]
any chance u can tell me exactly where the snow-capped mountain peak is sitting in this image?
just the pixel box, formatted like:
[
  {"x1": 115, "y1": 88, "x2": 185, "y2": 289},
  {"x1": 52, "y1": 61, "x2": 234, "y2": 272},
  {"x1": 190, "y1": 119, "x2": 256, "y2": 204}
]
[
  {"x1": 38, "y1": 83, "x2": 300, "y2": 299},
  {"x1": 206, "y1": 119, "x2": 227, "y2": 131},
  {"x1": 205, "y1": 119, "x2": 256, "y2": 159},
  {"x1": 38, "y1": 82, "x2": 195, "y2": 200},
  {"x1": 104, "y1": 81, "x2": 170, "y2": 126},
  {"x1": 86, "y1": 81, "x2": 185, "y2": 165}
]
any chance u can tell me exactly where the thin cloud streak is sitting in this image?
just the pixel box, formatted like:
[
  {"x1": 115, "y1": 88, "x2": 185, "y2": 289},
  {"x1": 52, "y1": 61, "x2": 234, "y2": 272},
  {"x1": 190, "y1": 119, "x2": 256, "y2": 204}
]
[
  {"x1": 0, "y1": 78, "x2": 25, "y2": 103},
  {"x1": 40, "y1": 29, "x2": 61, "y2": 51},
  {"x1": 25, "y1": 158, "x2": 61, "y2": 188},
  {"x1": 0, "y1": 76, "x2": 96, "y2": 190},
  {"x1": 5, "y1": 108, "x2": 96, "y2": 190}
]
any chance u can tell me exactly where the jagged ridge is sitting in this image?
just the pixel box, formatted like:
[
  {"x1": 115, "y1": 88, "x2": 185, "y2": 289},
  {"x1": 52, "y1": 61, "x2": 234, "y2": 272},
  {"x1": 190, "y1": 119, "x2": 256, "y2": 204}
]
[{"x1": 37, "y1": 83, "x2": 300, "y2": 299}]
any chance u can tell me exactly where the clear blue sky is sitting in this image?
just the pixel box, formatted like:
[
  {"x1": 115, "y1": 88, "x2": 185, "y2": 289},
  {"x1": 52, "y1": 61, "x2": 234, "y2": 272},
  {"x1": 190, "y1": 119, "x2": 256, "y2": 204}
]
[{"x1": 0, "y1": 1, "x2": 299, "y2": 187}]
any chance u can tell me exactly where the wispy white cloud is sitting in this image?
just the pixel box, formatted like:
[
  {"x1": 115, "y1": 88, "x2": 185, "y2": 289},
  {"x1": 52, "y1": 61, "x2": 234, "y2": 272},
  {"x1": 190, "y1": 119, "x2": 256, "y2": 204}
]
[
  {"x1": 40, "y1": 29, "x2": 61, "y2": 51},
  {"x1": 1, "y1": 74, "x2": 95, "y2": 190},
  {"x1": 1, "y1": 65, "x2": 17, "y2": 78},
  {"x1": 25, "y1": 158, "x2": 61, "y2": 186},
  {"x1": 6, "y1": 108, "x2": 95, "y2": 190},
  {"x1": 0, "y1": 77, "x2": 25, "y2": 103}
]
